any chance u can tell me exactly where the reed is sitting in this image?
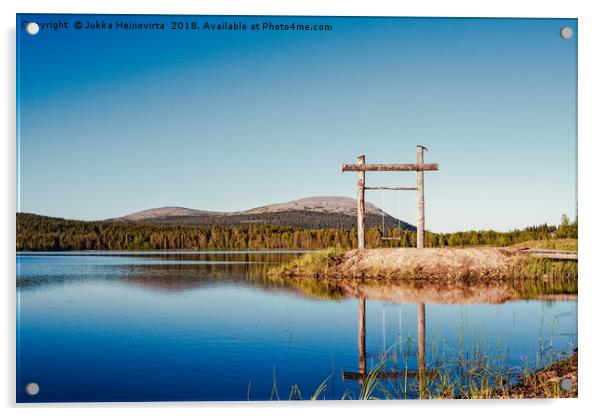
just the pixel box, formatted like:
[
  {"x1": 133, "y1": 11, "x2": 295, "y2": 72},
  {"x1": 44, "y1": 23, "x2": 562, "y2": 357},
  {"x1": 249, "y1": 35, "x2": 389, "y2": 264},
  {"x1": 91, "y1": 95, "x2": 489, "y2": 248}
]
[
  {"x1": 258, "y1": 329, "x2": 576, "y2": 400},
  {"x1": 509, "y1": 257, "x2": 577, "y2": 280}
]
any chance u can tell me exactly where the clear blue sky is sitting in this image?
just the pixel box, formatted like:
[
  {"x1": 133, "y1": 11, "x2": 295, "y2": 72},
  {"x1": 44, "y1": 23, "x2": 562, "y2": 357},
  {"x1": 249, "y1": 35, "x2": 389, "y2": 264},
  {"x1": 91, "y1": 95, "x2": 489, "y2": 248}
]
[{"x1": 17, "y1": 15, "x2": 577, "y2": 232}]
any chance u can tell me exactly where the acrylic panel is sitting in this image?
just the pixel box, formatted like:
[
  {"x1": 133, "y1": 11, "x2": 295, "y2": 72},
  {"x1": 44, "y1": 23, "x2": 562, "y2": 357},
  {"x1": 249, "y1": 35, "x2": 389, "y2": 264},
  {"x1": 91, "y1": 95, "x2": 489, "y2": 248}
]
[{"x1": 16, "y1": 14, "x2": 577, "y2": 402}]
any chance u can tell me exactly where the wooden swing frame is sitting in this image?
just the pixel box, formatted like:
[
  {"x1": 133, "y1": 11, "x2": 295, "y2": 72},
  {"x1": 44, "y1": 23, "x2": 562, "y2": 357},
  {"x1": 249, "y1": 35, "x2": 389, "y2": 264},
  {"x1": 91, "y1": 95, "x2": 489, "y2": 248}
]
[{"x1": 341, "y1": 146, "x2": 439, "y2": 249}]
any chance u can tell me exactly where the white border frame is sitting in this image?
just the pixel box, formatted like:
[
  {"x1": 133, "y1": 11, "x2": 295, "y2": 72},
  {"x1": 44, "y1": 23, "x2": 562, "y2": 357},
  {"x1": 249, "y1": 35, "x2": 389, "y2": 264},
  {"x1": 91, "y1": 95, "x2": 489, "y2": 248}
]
[{"x1": 3, "y1": 1, "x2": 601, "y2": 415}]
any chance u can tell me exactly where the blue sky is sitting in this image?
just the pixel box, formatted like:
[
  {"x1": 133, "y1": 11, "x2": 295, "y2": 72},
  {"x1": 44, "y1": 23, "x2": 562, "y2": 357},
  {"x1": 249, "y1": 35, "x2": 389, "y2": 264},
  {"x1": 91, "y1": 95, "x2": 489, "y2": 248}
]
[{"x1": 17, "y1": 15, "x2": 577, "y2": 232}]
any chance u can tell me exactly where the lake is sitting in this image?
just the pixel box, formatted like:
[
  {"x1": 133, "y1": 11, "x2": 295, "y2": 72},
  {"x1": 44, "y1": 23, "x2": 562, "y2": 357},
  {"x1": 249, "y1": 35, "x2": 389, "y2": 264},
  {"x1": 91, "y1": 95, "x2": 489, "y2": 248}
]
[{"x1": 16, "y1": 251, "x2": 578, "y2": 402}]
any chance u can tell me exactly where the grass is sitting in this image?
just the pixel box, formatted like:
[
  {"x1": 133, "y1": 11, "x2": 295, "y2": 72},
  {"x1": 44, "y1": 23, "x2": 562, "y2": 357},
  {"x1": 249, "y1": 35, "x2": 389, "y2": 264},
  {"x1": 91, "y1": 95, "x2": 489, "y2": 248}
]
[
  {"x1": 267, "y1": 246, "x2": 345, "y2": 277},
  {"x1": 510, "y1": 257, "x2": 578, "y2": 280},
  {"x1": 378, "y1": 338, "x2": 576, "y2": 399},
  {"x1": 513, "y1": 239, "x2": 578, "y2": 251},
  {"x1": 258, "y1": 336, "x2": 577, "y2": 400}
]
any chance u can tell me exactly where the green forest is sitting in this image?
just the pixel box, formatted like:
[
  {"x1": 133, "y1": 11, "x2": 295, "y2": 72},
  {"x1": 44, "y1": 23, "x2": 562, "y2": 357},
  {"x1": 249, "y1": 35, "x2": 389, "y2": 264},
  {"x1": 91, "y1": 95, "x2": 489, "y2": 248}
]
[{"x1": 16, "y1": 213, "x2": 578, "y2": 251}]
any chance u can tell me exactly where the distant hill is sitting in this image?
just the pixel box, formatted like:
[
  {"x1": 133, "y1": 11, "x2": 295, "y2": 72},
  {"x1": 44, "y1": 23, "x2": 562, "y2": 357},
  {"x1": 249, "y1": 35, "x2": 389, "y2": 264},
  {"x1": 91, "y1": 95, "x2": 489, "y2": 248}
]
[
  {"x1": 238, "y1": 196, "x2": 384, "y2": 216},
  {"x1": 113, "y1": 196, "x2": 416, "y2": 231},
  {"x1": 120, "y1": 207, "x2": 220, "y2": 221}
]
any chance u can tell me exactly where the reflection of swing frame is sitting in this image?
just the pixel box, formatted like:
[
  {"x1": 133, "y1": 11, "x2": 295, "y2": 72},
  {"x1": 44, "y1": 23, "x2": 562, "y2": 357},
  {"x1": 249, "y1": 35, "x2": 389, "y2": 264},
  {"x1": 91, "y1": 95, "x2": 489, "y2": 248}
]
[
  {"x1": 342, "y1": 298, "x2": 432, "y2": 387},
  {"x1": 341, "y1": 145, "x2": 439, "y2": 249}
]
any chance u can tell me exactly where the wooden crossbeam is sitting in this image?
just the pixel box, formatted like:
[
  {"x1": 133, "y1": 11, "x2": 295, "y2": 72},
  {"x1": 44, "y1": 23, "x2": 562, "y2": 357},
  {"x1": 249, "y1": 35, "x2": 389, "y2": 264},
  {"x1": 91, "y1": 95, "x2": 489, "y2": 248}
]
[
  {"x1": 364, "y1": 186, "x2": 417, "y2": 191},
  {"x1": 341, "y1": 163, "x2": 439, "y2": 172},
  {"x1": 342, "y1": 369, "x2": 435, "y2": 381},
  {"x1": 343, "y1": 370, "x2": 418, "y2": 381}
]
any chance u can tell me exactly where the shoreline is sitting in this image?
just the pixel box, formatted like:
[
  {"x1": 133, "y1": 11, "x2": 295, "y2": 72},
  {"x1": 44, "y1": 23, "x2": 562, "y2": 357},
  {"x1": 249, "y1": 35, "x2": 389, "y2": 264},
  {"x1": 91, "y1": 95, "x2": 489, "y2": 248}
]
[
  {"x1": 271, "y1": 247, "x2": 578, "y2": 281},
  {"x1": 505, "y1": 350, "x2": 578, "y2": 398}
]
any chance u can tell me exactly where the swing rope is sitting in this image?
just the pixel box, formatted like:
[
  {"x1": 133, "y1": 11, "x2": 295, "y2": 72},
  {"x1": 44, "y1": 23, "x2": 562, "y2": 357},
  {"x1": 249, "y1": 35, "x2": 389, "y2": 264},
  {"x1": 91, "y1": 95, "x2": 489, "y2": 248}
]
[
  {"x1": 380, "y1": 188, "x2": 404, "y2": 242},
  {"x1": 381, "y1": 189, "x2": 385, "y2": 237},
  {"x1": 398, "y1": 191, "x2": 402, "y2": 235}
]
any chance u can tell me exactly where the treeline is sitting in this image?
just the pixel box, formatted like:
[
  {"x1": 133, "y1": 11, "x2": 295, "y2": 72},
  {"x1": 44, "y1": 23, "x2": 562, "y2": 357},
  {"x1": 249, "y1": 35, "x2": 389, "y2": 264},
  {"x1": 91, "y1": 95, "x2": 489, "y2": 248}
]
[
  {"x1": 16, "y1": 213, "x2": 577, "y2": 252},
  {"x1": 138, "y1": 210, "x2": 414, "y2": 231}
]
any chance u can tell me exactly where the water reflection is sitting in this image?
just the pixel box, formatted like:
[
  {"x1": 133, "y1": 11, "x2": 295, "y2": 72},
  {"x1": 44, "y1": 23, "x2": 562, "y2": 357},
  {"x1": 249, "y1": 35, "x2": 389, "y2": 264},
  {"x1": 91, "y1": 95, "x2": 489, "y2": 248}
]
[
  {"x1": 17, "y1": 252, "x2": 576, "y2": 303},
  {"x1": 16, "y1": 252, "x2": 578, "y2": 401},
  {"x1": 16, "y1": 252, "x2": 299, "y2": 292},
  {"x1": 343, "y1": 298, "x2": 428, "y2": 387}
]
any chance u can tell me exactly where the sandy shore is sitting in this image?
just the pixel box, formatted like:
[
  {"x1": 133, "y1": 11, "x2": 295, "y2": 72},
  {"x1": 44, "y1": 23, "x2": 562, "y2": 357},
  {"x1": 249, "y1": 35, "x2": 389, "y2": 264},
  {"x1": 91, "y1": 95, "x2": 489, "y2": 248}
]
[{"x1": 336, "y1": 247, "x2": 522, "y2": 279}]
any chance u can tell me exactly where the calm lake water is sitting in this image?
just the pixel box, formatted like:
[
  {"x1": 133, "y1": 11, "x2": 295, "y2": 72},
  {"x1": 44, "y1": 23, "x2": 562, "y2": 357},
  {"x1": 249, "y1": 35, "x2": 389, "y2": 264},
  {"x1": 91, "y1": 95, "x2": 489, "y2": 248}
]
[{"x1": 16, "y1": 252, "x2": 577, "y2": 402}]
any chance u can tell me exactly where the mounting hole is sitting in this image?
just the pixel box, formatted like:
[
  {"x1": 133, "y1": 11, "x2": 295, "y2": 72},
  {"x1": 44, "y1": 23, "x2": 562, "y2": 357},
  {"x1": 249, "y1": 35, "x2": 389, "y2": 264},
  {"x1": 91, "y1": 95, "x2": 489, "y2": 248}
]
[
  {"x1": 25, "y1": 22, "x2": 40, "y2": 36},
  {"x1": 560, "y1": 378, "x2": 573, "y2": 391},
  {"x1": 560, "y1": 27, "x2": 573, "y2": 39},
  {"x1": 25, "y1": 382, "x2": 40, "y2": 396}
]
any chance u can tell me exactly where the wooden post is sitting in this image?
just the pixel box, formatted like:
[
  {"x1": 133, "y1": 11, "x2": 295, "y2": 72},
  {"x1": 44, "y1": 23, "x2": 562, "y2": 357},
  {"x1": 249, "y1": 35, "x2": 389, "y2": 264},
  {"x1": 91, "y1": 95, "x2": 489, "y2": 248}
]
[
  {"x1": 357, "y1": 155, "x2": 366, "y2": 250},
  {"x1": 417, "y1": 302, "x2": 426, "y2": 396},
  {"x1": 417, "y1": 303, "x2": 425, "y2": 369},
  {"x1": 358, "y1": 296, "x2": 366, "y2": 380},
  {"x1": 416, "y1": 146, "x2": 425, "y2": 248}
]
